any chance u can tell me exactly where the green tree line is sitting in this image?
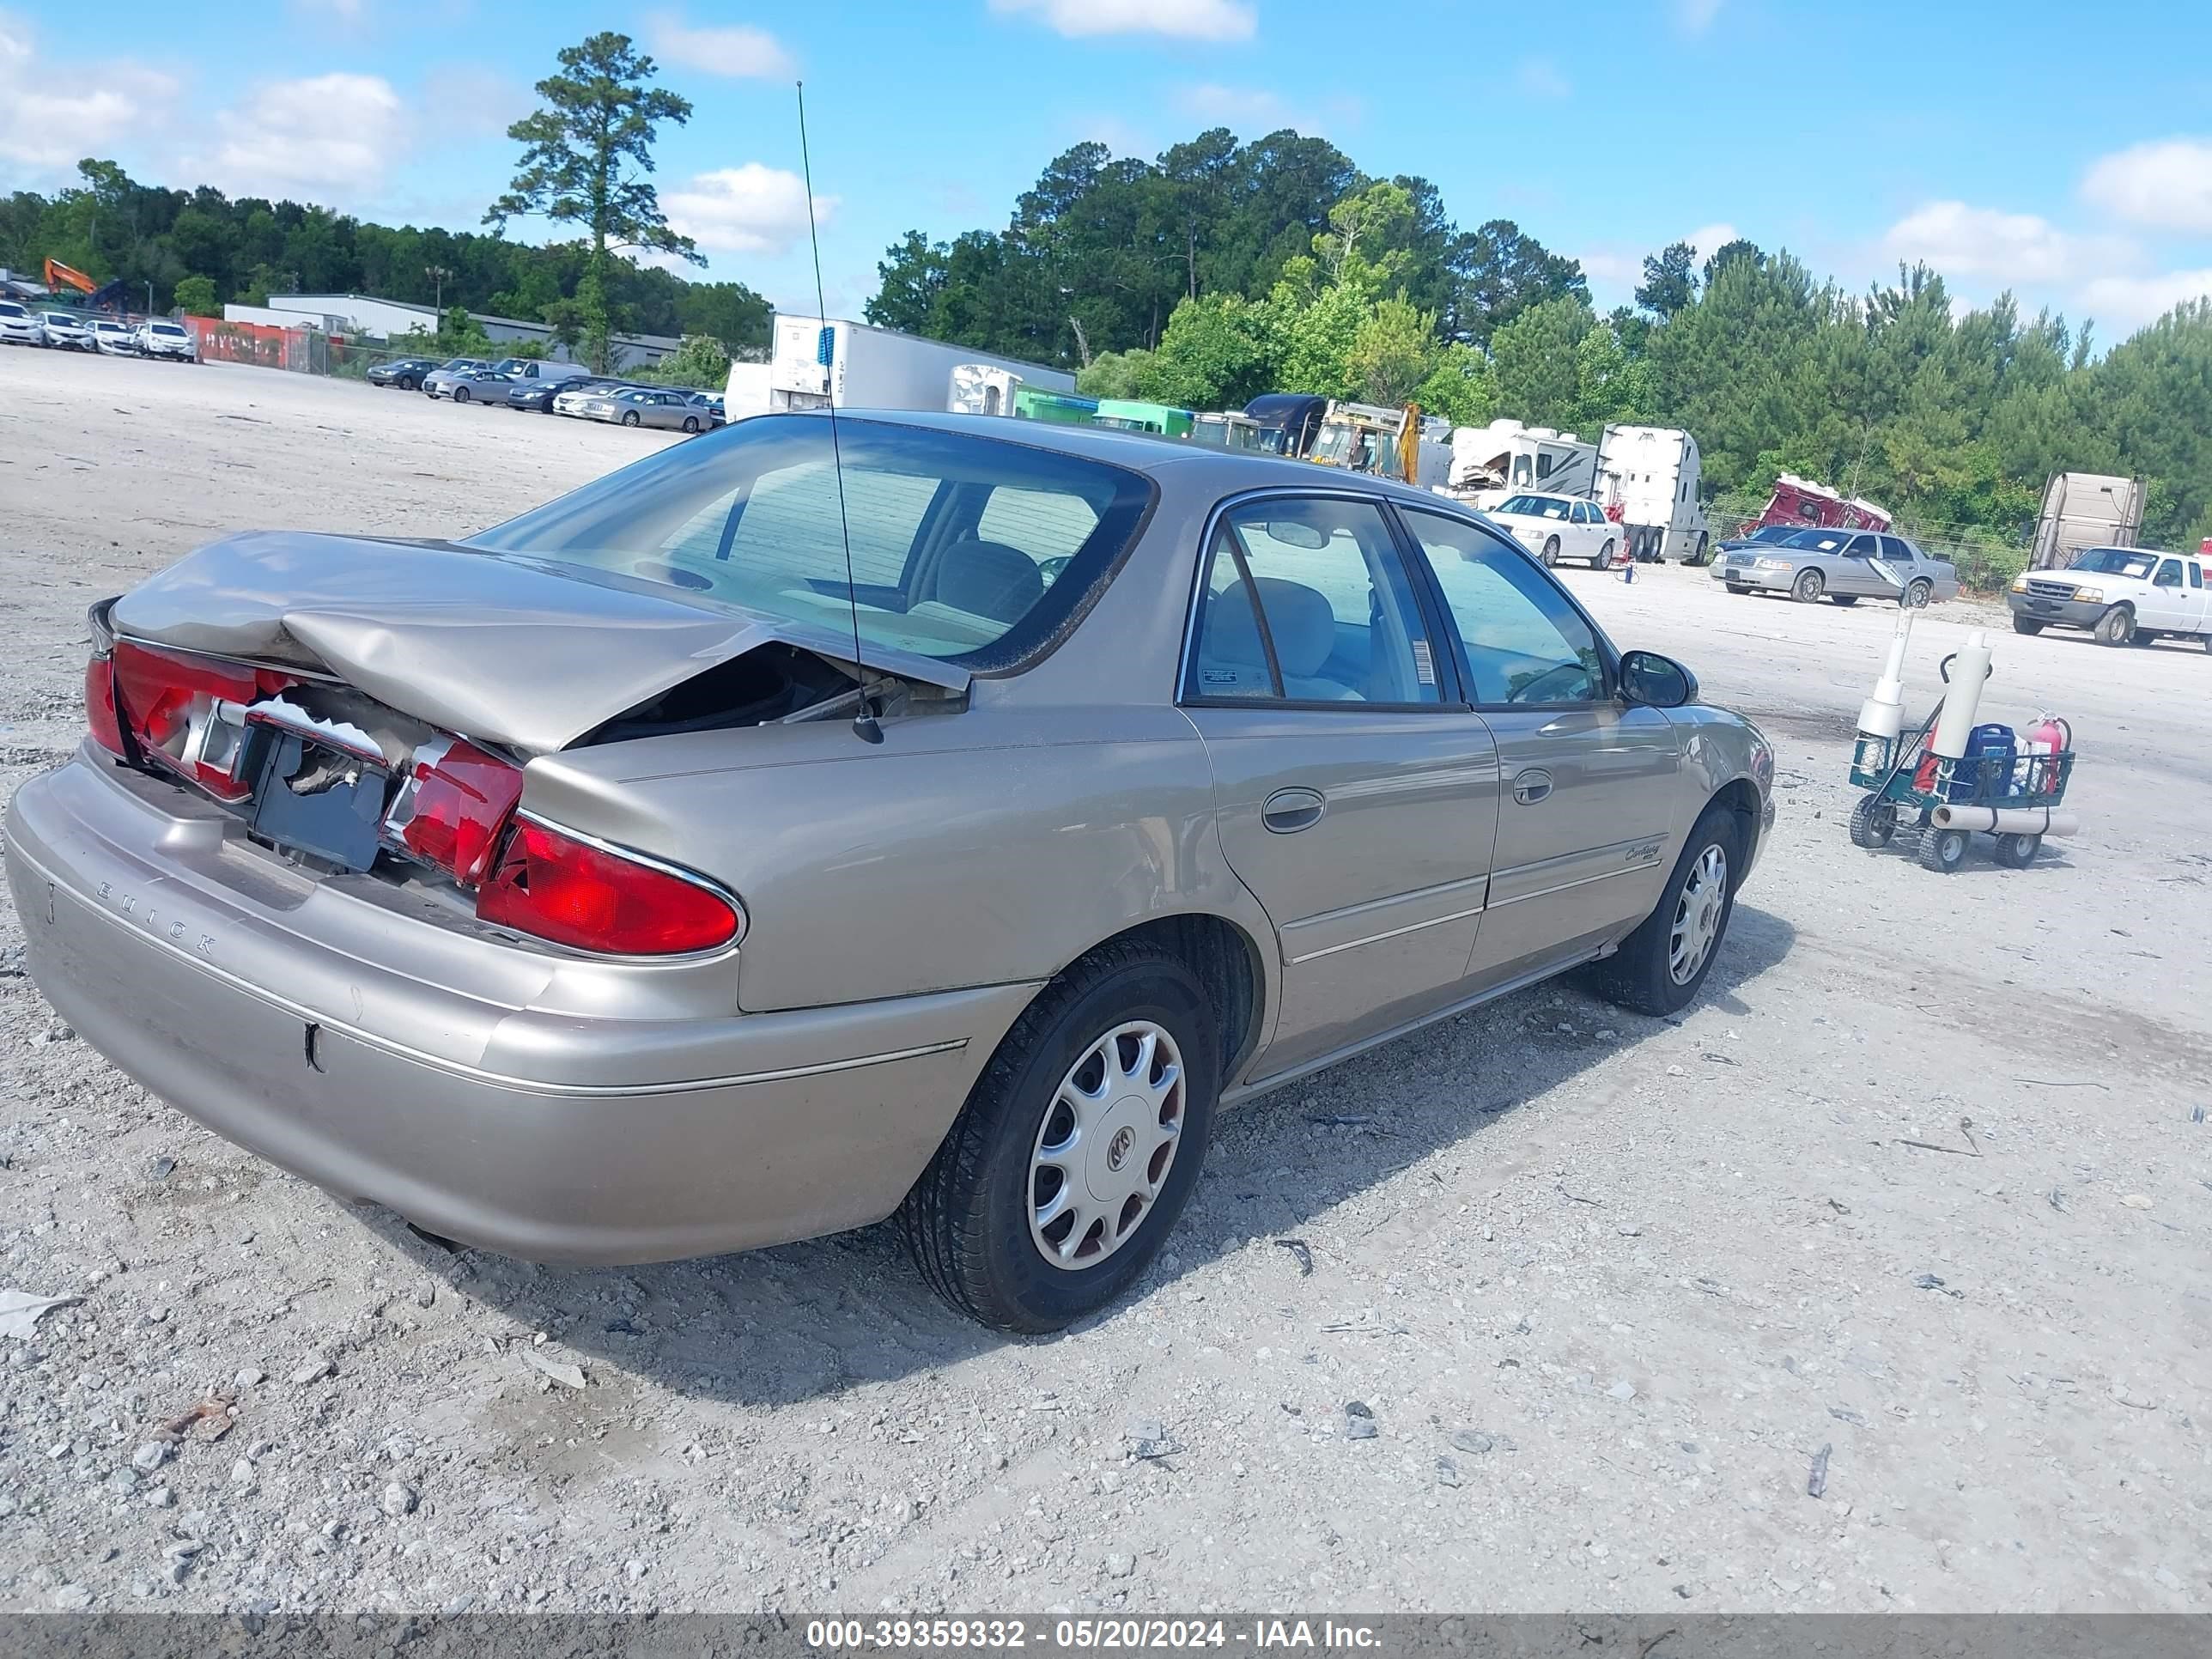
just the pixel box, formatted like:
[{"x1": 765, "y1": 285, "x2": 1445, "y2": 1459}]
[
  {"x1": 869, "y1": 131, "x2": 2212, "y2": 553},
  {"x1": 0, "y1": 157, "x2": 771, "y2": 355}
]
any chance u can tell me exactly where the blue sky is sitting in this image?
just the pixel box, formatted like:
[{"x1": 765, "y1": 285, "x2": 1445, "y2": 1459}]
[{"x1": 7, "y1": 0, "x2": 2212, "y2": 338}]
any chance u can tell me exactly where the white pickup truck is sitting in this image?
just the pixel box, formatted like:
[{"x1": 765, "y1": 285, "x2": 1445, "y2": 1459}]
[{"x1": 2007, "y1": 544, "x2": 2212, "y2": 650}]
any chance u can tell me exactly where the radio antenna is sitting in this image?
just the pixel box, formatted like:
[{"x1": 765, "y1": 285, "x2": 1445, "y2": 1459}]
[{"x1": 797, "y1": 80, "x2": 881, "y2": 744}]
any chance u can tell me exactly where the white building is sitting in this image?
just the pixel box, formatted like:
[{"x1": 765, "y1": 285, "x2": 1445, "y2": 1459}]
[{"x1": 222, "y1": 292, "x2": 679, "y2": 369}]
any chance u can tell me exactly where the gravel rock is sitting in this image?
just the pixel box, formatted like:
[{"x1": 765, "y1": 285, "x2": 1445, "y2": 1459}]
[
  {"x1": 289, "y1": 1358, "x2": 332, "y2": 1386},
  {"x1": 129, "y1": 1442, "x2": 168, "y2": 1474},
  {"x1": 1105, "y1": 1553, "x2": 1136, "y2": 1579},
  {"x1": 380, "y1": 1481, "x2": 416, "y2": 1518},
  {"x1": 1343, "y1": 1401, "x2": 1378, "y2": 1440}
]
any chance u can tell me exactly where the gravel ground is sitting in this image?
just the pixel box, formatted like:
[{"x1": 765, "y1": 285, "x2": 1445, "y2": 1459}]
[{"x1": 1, "y1": 354, "x2": 2206, "y2": 1616}]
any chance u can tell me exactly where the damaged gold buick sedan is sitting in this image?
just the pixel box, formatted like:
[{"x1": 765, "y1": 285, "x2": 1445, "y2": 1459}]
[{"x1": 5, "y1": 412, "x2": 1773, "y2": 1330}]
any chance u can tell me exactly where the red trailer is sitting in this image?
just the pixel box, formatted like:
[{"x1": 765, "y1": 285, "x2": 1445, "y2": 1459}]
[{"x1": 1755, "y1": 473, "x2": 1893, "y2": 534}]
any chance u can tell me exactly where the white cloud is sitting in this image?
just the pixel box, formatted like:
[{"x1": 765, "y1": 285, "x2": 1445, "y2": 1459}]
[
  {"x1": 419, "y1": 65, "x2": 533, "y2": 138},
  {"x1": 1176, "y1": 82, "x2": 1291, "y2": 128},
  {"x1": 1879, "y1": 200, "x2": 2133, "y2": 285},
  {"x1": 990, "y1": 0, "x2": 1258, "y2": 43},
  {"x1": 1515, "y1": 58, "x2": 1571, "y2": 99},
  {"x1": 0, "y1": 10, "x2": 177, "y2": 176},
  {"x1": 645, "y1": 9, "x2": 794, "y2": 78},
  {"x1": 1686, "y1": 222, "x2": 1740, "y2": 258},
  {"x1": 2081, "y1": 137, "x2": 2212, "y2": 234},
  {"x1": 2077, "y1": 268, "x2": 2212, "y2": 331},
  {"x1": 664, "y1": 163, "x2": 834, "y2": 258},
  {"x1": 1674, "y1": 0, "x2": 1723, "y2": 33},
  {"x1": 201, "y1": 73, "x2": 409, "y2": 200}
]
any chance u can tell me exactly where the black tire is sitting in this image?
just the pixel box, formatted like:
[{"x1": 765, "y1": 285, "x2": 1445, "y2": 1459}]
[
  {"x1": 682, "y1": 415, "x2": 700, "y2": 434},
  {"x1": 1848, "y1": 795, "x2": 1896, "y2": 848},
  {"x1": 1903, "y1": 579, "x2": 1933, "y2": 609},
  {"x1": 622, "y1": 410, "x2": 641, "y2": 427},
  {"x1": 401, "y1": 376, "x2": 419, "y2": 391},
  {"x1": 899, "y1": 943, "x2": 1221, "y2": 1333},
  {"x1": 1793, "y1": 568, "x2": 1826, "y2": 603},
  {"x1": 2133, "y1": 629, "x2": 2160, "y2": 646},
  {"x1": 2094, "y1": 605, "x2": 2134, "y2": 647},
  {"x1": 1832, "y1": 594, "x2": 1860, "y2": 606},
  {"x1": 1918, "y1": 827, "x2": 1970, "y2": 873},
  {"x1": 1725, "y1": 582, "x2": 1752, "y2": 596},
  {"x1": 1541, "y1": 537, "x2": 1559, "y2": 567},
  {"x1": 2012, "y1": 616, "x2": 2044, "y2": 635},
  {"x1": 1690, "y1": 532, "x2": 1711, "y2": 567},
  {"x1": 1993, "y1": 832, "x2": 2041, "y2": 868},
  {"x1": 1595, "y1": 539, "x2": 1613, "y2": 569},
  {"x1": 1578, "y1": 803, "x2": 1741, "y2": 1017},
  {"x1": 453, "y1": 386, "x2": 471, "y2": 404}
]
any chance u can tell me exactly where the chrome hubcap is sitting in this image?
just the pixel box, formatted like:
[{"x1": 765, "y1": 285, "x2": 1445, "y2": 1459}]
[
  {"x1": 1668, "y1": 844, "x2": 1729, "y2": 986},
  {"x1": 1028, "y1": 1021, "x2": 1184, "y2": 1271}
]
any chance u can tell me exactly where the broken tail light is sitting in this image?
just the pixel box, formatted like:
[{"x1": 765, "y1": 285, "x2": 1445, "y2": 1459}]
[
  {"x1": 381, "y1": 738, "x2": 526, "y2": 887},
  {"x1": 477, "y1": 817, "x2": 742, "y2": 956},
  {"x1": 107, "y1": 639, "x2": 294, "y2": 799},
  {"x1": 85, "y1": 605, "x2": 126, "y2": 757}
]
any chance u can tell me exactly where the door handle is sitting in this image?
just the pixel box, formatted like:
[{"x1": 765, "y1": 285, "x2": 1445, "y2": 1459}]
[
  {"x1": 1262, "y1": 787, "x2": 1327, "y2": 834},
  {"x1": 1512, "y1": 768, "x2": 1554, "y2": 805}
]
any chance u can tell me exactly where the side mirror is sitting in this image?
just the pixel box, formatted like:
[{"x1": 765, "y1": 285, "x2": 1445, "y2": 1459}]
[{"x1": 1620, "y1": 649, "x2": 1698, "y2": 708}]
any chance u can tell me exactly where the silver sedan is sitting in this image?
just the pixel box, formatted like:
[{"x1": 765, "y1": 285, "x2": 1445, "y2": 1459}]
[
  {"x1": 579, "y1": 386, "x2": 713, "y2": 432},
  {"x1": 6, "y1": 414, "x2": 1774, "y2": 1331},
  {"x1": 1713, "y1": 526, "x2": 1960, "y2": 606}
]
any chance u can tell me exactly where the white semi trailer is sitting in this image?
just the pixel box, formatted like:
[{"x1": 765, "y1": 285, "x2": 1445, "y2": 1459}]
[
  {"x1": 1598, "y1": 424, "x2": 1711, "y2": 563},
  {"x1": 759, "y1": 315, "x2": 1074, "y2": 413}
]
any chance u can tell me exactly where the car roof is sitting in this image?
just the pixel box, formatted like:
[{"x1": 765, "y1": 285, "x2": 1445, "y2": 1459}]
[{"x1": 841, "y1": 408, "x2": 1459, "y2": 506}]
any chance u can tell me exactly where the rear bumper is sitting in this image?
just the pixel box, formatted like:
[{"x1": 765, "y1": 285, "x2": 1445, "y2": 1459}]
[{"x1": 5, "y1": 752, "x2": 1037, "y2": 1264}]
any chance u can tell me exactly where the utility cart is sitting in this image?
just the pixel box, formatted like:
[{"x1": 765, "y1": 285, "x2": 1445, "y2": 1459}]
[{"x1": 1845, "y1": 663, "x2": 2075, "y2": 873}]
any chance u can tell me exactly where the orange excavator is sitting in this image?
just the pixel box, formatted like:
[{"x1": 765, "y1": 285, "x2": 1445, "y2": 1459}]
[{"x1": 44, "y1": 258, "x2": 95, "y2": 294}]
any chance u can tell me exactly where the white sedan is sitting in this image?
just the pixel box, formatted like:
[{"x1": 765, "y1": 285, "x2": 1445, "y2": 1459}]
[
  {"x1": 135, "y1": 319, "x2": 198, "y2": 362},
  {"x1": 1484, "y1": 492, "x2": 1619, "y2": 568},
  {"x1": 88, "y1": 319, "x2": 140, "y2": 356}
]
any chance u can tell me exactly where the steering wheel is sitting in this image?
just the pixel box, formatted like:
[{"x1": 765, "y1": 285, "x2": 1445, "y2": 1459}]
[{"x1": 1508, "y1": 662, "x2": 1592, "y2": 703}]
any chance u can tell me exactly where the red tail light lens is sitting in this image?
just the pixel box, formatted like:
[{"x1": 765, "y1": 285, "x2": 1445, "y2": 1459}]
[
  {"x1": 86, "y1": 653, "x2": 126, "y2": 757},
  {"x1": 477, "y1": 818, "x2": 741, "y2": 956},
  {"x1": 108, "y1": 639, "x2": 293, "y2": 799},
  {"x1": 383, "y1": 739, "x2": 526, "y2": 886}
]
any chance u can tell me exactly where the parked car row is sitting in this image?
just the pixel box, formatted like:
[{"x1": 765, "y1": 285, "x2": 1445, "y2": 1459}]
[
  {"x1": 366, "y1": 354, "x2": 725, "y2": 432},
  {"x1": 0, "y1": 301, "x2": 198, "y2": 361}
]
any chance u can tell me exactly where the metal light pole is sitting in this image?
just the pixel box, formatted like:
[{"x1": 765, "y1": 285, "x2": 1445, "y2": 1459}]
[
  {"x1": 144, "y1": 281, "x2": 154, "y2": 317},
  {"x1": 425, "y1": 265, "x2": 451, "y2": 311}
]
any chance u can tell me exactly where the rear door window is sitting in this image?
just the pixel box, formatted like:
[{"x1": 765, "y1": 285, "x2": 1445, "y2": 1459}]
[
  {"x1": 1187, "y1": 498, "x2": 1440, "y2": 706},
  {"x1": 1879, "y1": 536, "x2": 1912, "y2": 562}
]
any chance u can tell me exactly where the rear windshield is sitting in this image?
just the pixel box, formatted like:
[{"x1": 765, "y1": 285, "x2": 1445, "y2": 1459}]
[
  {"x1": 465, "y1": 415, "x2": 1153, "y2": 672},
  {"x1": 2070, "y1": 547, "x2": 2155, "y2": 578}
]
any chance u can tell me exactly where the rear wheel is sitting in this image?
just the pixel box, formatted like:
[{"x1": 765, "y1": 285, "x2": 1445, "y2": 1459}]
[
  {"x1": 900, "y1": 943, "x2": 1220, "y2": 1332},
  {"x1": 681, "y1": 415, "x2": 700, "y2": 434},
  {"x1": 1918, "y1": 828, "x2": 1970, "y2": 873},
  {"x1": 1793, "y1": 568, "x2": 1826, "y2": 604},
  {"x1": 1594, "y1": 539, "x2": 1613, "y2": 569},
  {"x1": 1578, "y1": 804, "x2": 1739, "y2": 1016},
  {"x1": 1994, "y1": 832, "x2": 2042, "y2": 868},
  {"x1": 1849, "y1": 796, "x2": 1896, "y2": 848},
  {"x1": 1903, "y1": 578, "x2": 1933, "y2": 609},
  {"x1": 1689, "y1": 532, "x2": 1711, "y2": 567},
  {"x1": 2012, "y1": 616, "x2": 2045, "y2": 635},
  {"x1": 2094, "y1": 605, "x2": 2135, "y2": 647}
]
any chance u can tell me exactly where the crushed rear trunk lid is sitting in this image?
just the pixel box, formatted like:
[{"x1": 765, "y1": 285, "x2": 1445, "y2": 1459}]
[{"x1": 109, "y1": 531, "x2": 969, "y2": 756}]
